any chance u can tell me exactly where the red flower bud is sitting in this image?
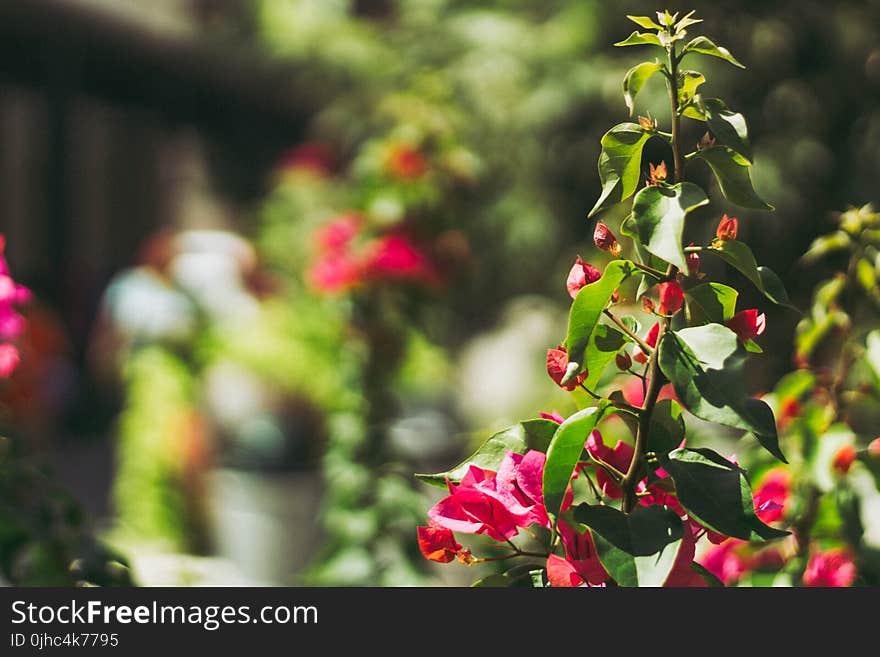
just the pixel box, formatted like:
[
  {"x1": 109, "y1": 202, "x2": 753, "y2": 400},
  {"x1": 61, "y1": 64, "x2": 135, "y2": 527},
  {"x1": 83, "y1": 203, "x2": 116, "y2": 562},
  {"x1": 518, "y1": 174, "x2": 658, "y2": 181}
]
[
  {"x1": 686, "y1": 243, "x2": 700, "y2": 275},
  {"x1": 725, "y1": 309, "x2": 766, "y2": 342},
  {"x1": 547, "y1": 345, "x2": 587, "y2": 391},
  {"x1": 716, "y1": 214, "x2": 738, "y2": 241},
  {"x1": 386, "y1": 144, "x2": 428, "y2": 180},
  {"x1": 832, "y1": 444, "x2": 857, "y2": 475},
  {"x1": 869, "y1": 437, "x2": 880, "y2": 458},
  {"x1": 641, "y1": 296, "x2": 656, "y2": 314},
  {"x1": 616, "y1": 351, "x2": 632, "y2": 371},
  {"x1": 633, "y1": 322, "x2": 660, "y2": 364},
  {"x1": 566, "y1": 257, "x2": 601, "y2": 299},
  {"x1": 657, "y1": 281, "x2": 684, "y2": 315},
  {"x1": 593, "y1": 223, "x2": 621, "y2": 257},
  {"x1": 647, "y1": 161, "x2": 667, "y2": 185},
  {"x1": 417, "y1": 523, "x2": 462, "y2": 563}
]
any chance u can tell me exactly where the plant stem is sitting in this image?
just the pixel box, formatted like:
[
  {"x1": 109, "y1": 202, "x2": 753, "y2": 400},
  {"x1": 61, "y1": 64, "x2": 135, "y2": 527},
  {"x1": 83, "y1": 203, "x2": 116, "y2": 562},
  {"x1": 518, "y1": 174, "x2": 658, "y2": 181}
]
[
  {"x1": 603, "y1": 309, "x2": 653, "y2": 355},
  {"x1": 632, "y1": 261, "x2": 667, "y2": 279},
  {"x1": 668, "y1": 46, "x2": 684, "y2": 184}
]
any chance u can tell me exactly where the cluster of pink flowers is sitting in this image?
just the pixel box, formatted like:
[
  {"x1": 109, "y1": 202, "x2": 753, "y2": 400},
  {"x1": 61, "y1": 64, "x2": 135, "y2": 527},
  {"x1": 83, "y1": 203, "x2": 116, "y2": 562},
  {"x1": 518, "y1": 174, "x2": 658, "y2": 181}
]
[
  {"x1": 0, "y1": 235, "x2": 29, "y2": 378},
  {"x1": 309, "y1": 214, "x2": 441, "y2": 294}
]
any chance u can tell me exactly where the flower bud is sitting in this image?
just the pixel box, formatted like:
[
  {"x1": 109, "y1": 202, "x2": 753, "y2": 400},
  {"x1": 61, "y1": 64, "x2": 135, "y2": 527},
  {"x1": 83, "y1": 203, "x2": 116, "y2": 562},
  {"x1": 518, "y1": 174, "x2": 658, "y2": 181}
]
[
  {"x1": 686, "y1": 243, "x2": 700, "y2": 275},
  {"x1": 869, "y1": 437, "x2": 880, "y2": 458},
  {"x1": 832, "y1": 444, "x2": 856, "y2": 475},
  {"x1": 641, "y1": 296, "x2": 655, "y2": 314},
  {"x1": 657, "y1": 281, "x2": 684, "y2": 315},
  {"x1": 566, "y1": 257, "x2": 601, "y2": 299},
  {"x1": 616, "y1": 350, "x2": 632, "y2": 371},
  {"x1": 593, "y1": 223, "x2": 621, "y2": 257},
  {"x1": 547, "y1": 345, "x2": 587, "y2": 391},
  {"x1": 716, "y1": 214, "x2": 738, "y2": 241},
  {"x1": 633, "y1": 322, "x2": 660, "y2": 364},
  {"x1": 725, "y1": 309, "x2": 766, "y2": 342}
]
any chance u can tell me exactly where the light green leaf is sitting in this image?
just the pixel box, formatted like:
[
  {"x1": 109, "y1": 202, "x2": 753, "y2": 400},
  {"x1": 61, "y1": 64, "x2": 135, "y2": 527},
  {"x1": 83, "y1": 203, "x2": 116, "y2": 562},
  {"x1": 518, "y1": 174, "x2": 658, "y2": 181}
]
[
  {"x1": 677, "y1": 71, "x2": 705, "y2": 108},
  {"x1": 588, "y1": 124, "x2": 652, "y2": 217},
  {"x1": 801, "y1": 231, "x2": 852, "y2": 264},
  {"x1": 624, "y1": 61, "x2": 663, "y2": 115},
  {"x1": 685, "y1": 282, "x2": 738, "y2": 325},
  {"x1": 627, "y1": 15, "x2": 663, "y2": 30},
  {"x1": 415, "y1": 419, "x2": 559, "y2": 487},
  {"x1": 660, "y1": 447, "x2": 790, "y2": 541},
  {"x1": 867, "y1": 330, "x2": 880, "y2": 382},
  {"x1": 544, "y1": 406, "x2": 608, "y2": 521},
  {"x1": 647, "y1": 399, "x2": 686, "y2": 455},
  {"x1": 693, "y1": 146, "x2": 772, "y2": 210},
  {"x1": 583, "y1": 325, "x2": 627, "y2": 390},
  {"x1": 632, "y1": 182, "x2": 709, "y2": 271},
  {"x1": 657, "y1": 324, "x2": 786, "y2": 462},
  {"x1": 682, "y1": 35, "x2": 745, "y2": 68},
  {"x1": 593, "y1": 534, "x2": 683, "y2": 587},
  {"x1": 614, "y1": 31, "x2": 663, "y2": 48},
  {"x1": 564, "y1": 260, "x2": 635, "y2": 379}
]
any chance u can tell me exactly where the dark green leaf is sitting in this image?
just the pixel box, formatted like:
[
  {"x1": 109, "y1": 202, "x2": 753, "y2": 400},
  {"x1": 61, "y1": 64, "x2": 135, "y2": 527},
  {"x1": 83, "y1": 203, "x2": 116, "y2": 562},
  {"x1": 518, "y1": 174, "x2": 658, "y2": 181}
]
[
  {"x1": 624, "y1": 61, "x2": 663, "y2": 115},
  {"x1": 757, "y1": 266, "x2": 799, "y2": 311},
  {"x1": 707, "y1": 241, "x2": 795, "y2": 309},
  {"x1": 660, "y1": 447, "x2": 790, "y2": 541},
  {"x1": 699, "y1": 98, "x2": 752, "y2": 162},
  {"x1": 565, "y1": 260, "x2": 635, "y2": 378},
  {"x1": 693, "y1": 146, "x2": 772, "y2": 210},
  {"x1": 572, "y1": 504, "x2": 683, "y2": 556},
  {"x1": 690, "y1": 562, "x2": 724, "y2": 587},
  {"x1": 657, "y1": 324, "x2": 786, "y2": 462},
  {"x1": 589, "y1": 124, "x2": 652, "y2": 217},
  {"x1": 685, "y1": 282, "x2": 738, "y2": 325},
  {"x1": 614, "y1": 31, "x2": 663, "y2": 48},
  {"x1": 593, "y1": 533, "x2": 683, "y2": 587},
  {"x1": 626, "y1": 15, "x2": 662, "y2": 30},
  {"x1": 583, "y1": 325, "x2": 627, "y2": 390},
  {"x1": 621, "y1": 315, "x2": 641, "y2": 335},
  {"x1": 647, "y1": 399, "x2": 686, "y2": 455},
  {"x1": 682, "y1": 36, "x2": 745, "y2": 68},
  {"x1": 415, "y1": 419, "x2": 558, "y2": 487},
  {"x1": 632, "y1": 182, "x2": 709, "y2": 271},
  {"x1": 543, "y1": 405, "x2": 608, "y2": 521}
]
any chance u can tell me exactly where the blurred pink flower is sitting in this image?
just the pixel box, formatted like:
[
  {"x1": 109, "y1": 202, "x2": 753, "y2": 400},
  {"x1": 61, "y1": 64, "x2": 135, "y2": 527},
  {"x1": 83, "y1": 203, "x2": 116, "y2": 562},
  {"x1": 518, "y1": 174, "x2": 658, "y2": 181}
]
[
  {"x1": 314, "y1": 214, "x2": 362, "y2": 252},
  {"x1": 363, "y1": 233, "x2": 438, "y2": 284},
  {"x1": 803, "y1": 548, "x2": 857, "y2": 587},
  {"x1": 566, "y1": 257, "x2": 601, "y2": 299},
  {"x1": 309, "y1": 252, "x2": 363, "y2": 294},
  {"x1": 698, "y1": 538, "x2": 749, "y2": 585},
  {"x1": 753, "y1": 468, "x2": 790, "y2": 524},
  {"x1": 0, "y1": 343, "x2": 20, "y2": 378}
]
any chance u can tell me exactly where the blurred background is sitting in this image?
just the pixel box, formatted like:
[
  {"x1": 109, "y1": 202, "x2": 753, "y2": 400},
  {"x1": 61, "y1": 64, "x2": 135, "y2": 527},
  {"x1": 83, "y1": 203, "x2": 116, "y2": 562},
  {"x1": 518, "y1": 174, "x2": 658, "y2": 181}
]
[{"x1": 0, "y1": 0, "x2": 878, "y2": 586}]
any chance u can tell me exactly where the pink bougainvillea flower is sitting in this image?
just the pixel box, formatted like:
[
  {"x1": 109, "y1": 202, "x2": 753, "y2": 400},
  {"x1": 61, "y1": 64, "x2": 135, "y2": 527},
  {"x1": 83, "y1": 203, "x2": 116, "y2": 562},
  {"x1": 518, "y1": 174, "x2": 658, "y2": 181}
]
[
  {"x1": 540, "y1": 410, "x2": 565, "y2": 424},
  {"x1": 633, "y1": 322, "x2": 661, "y2": 364},
  {"x1": 802, "y1": 548, "x2": 857, "y2": 587},
  {"x1": 363, "y1": 233, "x2": 439, "y2": 284},
  {"x1": 385, "y1": 144, "x2": 428, "y2": 180},
  {"x1": 716, "y1": 214, "x2": 738, "y2": 241},
  {"x1": 417, "y1": 522, "x2": 463, "y2": 563},
  {"x1": 753, "y1": 468, "x2": 791, "y2": 524},
  {"x1": 308, "y1": 251, "x2": 363, "y2": 294},
  {"x1": 546, "y1": 520, "x2": 609, "y2": 587},
  {"x1": 686, "y1": 244, "x2": 701, "y2": 276},
  {"x1": 0, "y1": 343, "x2": 20, "y2": 378},
  {"x1": 567, "y1": 257, "x2": 601, "y2": 299},
  {"x1": 314, "y1": 213, "x2": 362, "y2": 252},
  {"x1": 493, "y1": 450, "x2": 551, "y2": 530},
  {"x1": 664, "y1": 525, "x2": 707, "y2": 587},
  {"x1": 869, "y1": 437, "x2": 880, "y2": 457},
  {"x1": 585, "y1": 430, "x2": 634, "y2": 499},
  {"x1": 698, "y1": 538, "x2": 750, "y2": 585},
  {"x1": 593, "y1": 223, "x2": 621, "y2": 257},
  {"x1": 832, "y1": 444, "x2": 857, "y2": 475},
  {"x1": 777, "y1": 397, "x2": 801, "y2": 431},
  {"x1": 546, "y1": 345, "x2": 587, "y2": 391},
  {"x1": 726, "y1": 309, "x2": 766, "y2": 342},
  {"x1": 657, "y1": 281, "x2": 684, "y2": 315}
]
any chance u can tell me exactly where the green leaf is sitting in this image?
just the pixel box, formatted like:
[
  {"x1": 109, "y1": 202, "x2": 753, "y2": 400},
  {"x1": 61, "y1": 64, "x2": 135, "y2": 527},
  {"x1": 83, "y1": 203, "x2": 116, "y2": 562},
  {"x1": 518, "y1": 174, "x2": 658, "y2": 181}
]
[
  {"x1": 690, "y1": 562, "x2": 724, "y2": 587},
  {"x1": 564, "y1": 260, "x2": 635, "y2": 378},
  {"x1": 660, "y1": 447, "x2": 790, "y2": 541},
  {"x1": 856, "y1": 258, "x2": 878, "y2": 294},
  {"x1": 682, "y1": 35, "x2": 745, "y2": 68},
  {"x1": 801, "y1": 231, "x2": 853, "y2": 264},
  {"x1": 699, "y1": 98, "x2": 752, "y2": 162},
  {"x1": 588, "y1": 124, "x2": 652, "y2": 217},
  {"x1": 706, "y1": 241, "x2": 796, "y2": 309},
  {"x1": 632, "y1": 182, "x2": 709, "y2": 271},
  {"x1": 647, "y1": 399, "x2": 686, "y2": 455},
  {"x1": 583, "y1": 325, "x2": 627, "y2": 390},
  {"x1": 573, "y1": 504, "x2": 684, "y2": 555},
  {"x1": 867, "y1": 330, "x2": 880, "y2": 382},
  {"x1": 543, "y1": 405, "x2": 608, "y2": 521},
  {"x1": 623, "y1": 61, "x2": 663, "y2": 115},
  {"x1": 693, "y1": 146, "x2": 772, "y2": 210},
  {"x1": 593, "y1": 533, "x2": 683, "y2": 587},
  {"x1": 614, "y1": 31, "x2": 663, "y2": 48},
  {"x1": 685, "y1": 282, "x2": 738, "y2": 325},
  {"x1": 677, "y1": 70, "x2": 705, "y2": 108},
  {"x1": 415, "y1": 419, "x2": 558, "y2": 487},
  {"x1": 675, "y1": 11, "x2": 703, "y2": 32},
  {"x1": 626, "y1": 15, "x2": 663, "y2": 30},
  {"x1": 657, "y1": 324, "x2": 786, "y2": 462}
]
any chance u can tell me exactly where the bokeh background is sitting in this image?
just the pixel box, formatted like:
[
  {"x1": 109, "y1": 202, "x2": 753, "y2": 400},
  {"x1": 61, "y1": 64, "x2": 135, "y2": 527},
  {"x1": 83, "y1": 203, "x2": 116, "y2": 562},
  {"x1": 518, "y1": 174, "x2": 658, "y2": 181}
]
[{"x1": 0, "y1": 0, "x2": 878, "y2": 585}]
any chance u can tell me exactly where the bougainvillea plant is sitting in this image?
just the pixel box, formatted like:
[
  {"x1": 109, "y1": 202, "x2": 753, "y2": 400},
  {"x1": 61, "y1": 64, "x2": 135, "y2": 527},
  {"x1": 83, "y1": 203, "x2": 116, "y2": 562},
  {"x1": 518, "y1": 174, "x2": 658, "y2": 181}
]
[{"x1": 416, "y1": 10, "x2": 804, "y2": 587}]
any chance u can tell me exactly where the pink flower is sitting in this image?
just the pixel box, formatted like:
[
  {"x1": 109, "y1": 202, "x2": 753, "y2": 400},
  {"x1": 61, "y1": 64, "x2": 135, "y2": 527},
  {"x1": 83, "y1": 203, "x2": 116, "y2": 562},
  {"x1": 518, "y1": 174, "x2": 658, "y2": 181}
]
[
  {"x1": 664, "y1": 525, "x2": 707, "y2": 587},
  {"x1": 593, "y1": 223, "x2": 621, "y2": 257},
  {"x1": 698, "y1": 538, "x2": 749, "y2": 585},
  {"x1": 803, "y1": 548, "x2": 857, "y2": 587},
  {"x1": 309, "y1": 252, "x2": 363, "y2": 294},
  {"x1": 726, "y1": 309, "x2": 766, "y2": 342},
  {"x1": 546, "y1": 520, "x2": 609, "y2": 587},
  {"x1": 0, "y1": 343, "x2": 20, "y2": 378},
  {"x1": 753, "y1": 468, "x2": 790, "y2": 524},
  {"x1": 633, "y1": 322, "x2": 661, "y2": 364},
  {"x1": 540, "y1": 411, "x2": 565, "y2": 424},
  {"x1": 314, "y1": 214, "x2": 362, "y2": 252},
  {"x1": 417, "y1": 523, "x2": 462, "y2": 563},
  {"x1": 657, "y1": 281, "x2": 684, "y2": 315},
  {"x1": 363, "y1": 233, "x2": 438, "y2": 284},
  {"x1": 493, "y1": 450, "x2": 551, "y2": 530},
  {"x1": 585, "y1": 431, "x2": 634, "y2": 500},
  {"x1": 546, "y1": 345, "x2": 587, "y2": 391},
  {"x1": 567, "y1": 257, "x2": 601, "y2": 299},
  {"x1": 869, "y1": 437, "x2": 880, "y2": 458}
]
